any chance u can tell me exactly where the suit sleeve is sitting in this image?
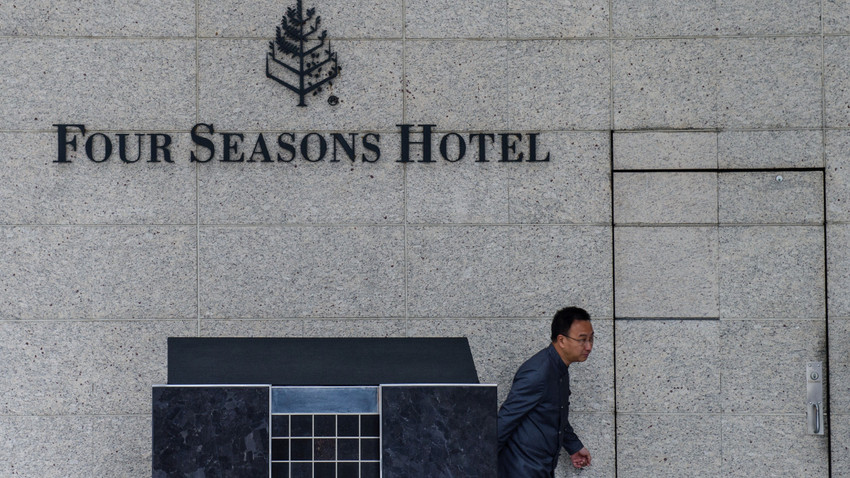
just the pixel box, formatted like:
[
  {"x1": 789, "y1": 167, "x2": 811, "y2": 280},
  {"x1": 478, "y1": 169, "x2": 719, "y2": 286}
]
[
  {"x1": 497, "y1": 363, "x2": 546, "y2": 451},
  {"x1": 561, "y1": 420, "x2": 584, "y2": 455}
]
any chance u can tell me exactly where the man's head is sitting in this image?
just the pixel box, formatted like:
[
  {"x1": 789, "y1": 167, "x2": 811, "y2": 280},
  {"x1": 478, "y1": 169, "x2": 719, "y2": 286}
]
[{"x1": 551, "y1": 306, "x2": 593, "y2": 366}]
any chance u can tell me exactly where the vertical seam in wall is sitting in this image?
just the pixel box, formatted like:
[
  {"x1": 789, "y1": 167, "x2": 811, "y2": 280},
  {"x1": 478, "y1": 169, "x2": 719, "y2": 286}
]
[
  {"x1": 824, "y1": 168, "x2": 833, "y2": 477},
  {"x1": 402, "y1": 0, "x2": 409, "y2": 333},
  {"x1": 608, "y1": 0, "x2": 615, "y2": 131},
  {"x1": 820, "y1": 2, "x2": 833, "y2": 474},
  {"x1": 609, "y1": 129, "x2": 618, "y2": 477},
  {"x1": 608, "y1": 2, "x2": 617, "y2": 473},
  {"x1": 195, "y1": 0, "x2": 201, "y2": 337}
]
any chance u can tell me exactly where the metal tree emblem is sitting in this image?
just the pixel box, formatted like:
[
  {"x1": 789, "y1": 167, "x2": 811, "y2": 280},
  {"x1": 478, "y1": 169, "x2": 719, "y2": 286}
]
[{"x1": 266, "y1": 0, "x2": 340, "y2": 107}]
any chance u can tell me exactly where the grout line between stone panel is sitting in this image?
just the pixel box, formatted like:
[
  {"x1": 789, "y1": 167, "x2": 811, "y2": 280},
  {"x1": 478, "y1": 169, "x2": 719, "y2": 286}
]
[
  {"x1": 822, "y1": 131, "x2": 834, "y2": 476},
  {"x1": 609, "y1": 0, "x2": 615, "y2": 132},
  {"x1": 612, "y1": 167, "x2": 826, "y2": 173},
  {"x1": 16, "y1": 126, "x2": 850, "y2": 135},
  {"x1": 0, "y1": 318, "x2": 201, "y2": 323},
  {"x1": 616, "y1": 411, "x2": 812, "y2": 417},
  {"x1": 10, "y1": 33, "x2": 847, "y2": 41},
  {"x1": 402, "y1": 0, "x2": 409, "y2": 334},
  {"x1": 0, "y1": 413, "x2": 153, "y2": 418},
  {"x1": 195, "y1": 0, "x2": 201, "y2": 337},
  {"x1": 609, "y1": 128, "x2": 619, "y2": 477},
  {"x1": 615, "y1": 317, "x2": 720, "y2": 321}
]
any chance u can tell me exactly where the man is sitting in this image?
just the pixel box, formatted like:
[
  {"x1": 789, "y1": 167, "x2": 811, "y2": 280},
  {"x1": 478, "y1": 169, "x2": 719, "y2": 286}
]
[{"x1": 497, "y1": 306, "x2": 594, "y2": 477}]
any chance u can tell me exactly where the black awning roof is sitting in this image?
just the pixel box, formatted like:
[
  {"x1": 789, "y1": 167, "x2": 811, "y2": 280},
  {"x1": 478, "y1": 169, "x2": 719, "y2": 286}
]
[{"x1": 167, "y1": 337, "x2": 479, "y2": 385}]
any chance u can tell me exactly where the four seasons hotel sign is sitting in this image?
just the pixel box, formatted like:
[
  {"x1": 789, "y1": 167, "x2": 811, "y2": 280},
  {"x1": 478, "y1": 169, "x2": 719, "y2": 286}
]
[{"x1": 51, "y1": 1, "x2": 556, "y2": 166}]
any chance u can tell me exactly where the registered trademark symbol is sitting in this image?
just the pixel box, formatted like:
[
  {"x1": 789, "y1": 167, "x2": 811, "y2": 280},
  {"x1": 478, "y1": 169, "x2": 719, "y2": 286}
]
[{"x1": 328, "y1": 95, "x2": 339, "y2": 106}]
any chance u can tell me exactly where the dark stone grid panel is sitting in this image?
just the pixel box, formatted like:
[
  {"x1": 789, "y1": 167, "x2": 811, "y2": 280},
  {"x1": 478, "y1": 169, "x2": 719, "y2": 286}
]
[
  {"x1": 152, "y1": 386, "x2": 269, "y2": 478},
  {"x1": 271, "y1": 414, "x2": 380, "y2": 478}
]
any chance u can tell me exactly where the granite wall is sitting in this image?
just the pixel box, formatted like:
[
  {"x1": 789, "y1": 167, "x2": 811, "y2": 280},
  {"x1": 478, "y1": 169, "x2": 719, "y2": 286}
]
[{"x1": 0, "y1": 1, "x2": 845, "y2": 477}]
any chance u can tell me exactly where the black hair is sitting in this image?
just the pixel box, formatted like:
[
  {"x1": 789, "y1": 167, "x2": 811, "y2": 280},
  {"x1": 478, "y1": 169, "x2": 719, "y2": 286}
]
[{"x1": 551, "y1": 307, "x2": 591, "y2": 342}]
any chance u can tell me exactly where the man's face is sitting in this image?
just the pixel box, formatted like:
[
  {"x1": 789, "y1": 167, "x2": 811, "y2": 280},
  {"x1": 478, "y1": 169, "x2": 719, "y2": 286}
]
[{"x1": 556, "y1": 320, "x2": 594, "y2": 365}]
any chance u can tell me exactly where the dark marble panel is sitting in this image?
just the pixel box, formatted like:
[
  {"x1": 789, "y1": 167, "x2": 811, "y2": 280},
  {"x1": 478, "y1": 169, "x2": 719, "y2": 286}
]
[
  {"x1": 271, "y1": 462, "x2": 289, "y2": 478},
  {"x1": 338, "y1": 438, "x2": 359, "y2": 460},
  {"x1": 272, "y1": 415, "x2": 290, "y2": 437},
  {"x1": 152, "y1": 386, "x2": 269, "y2": 478},
  {"x1": 381, "y1": 385, "x2": 497, "y2": 478},
  {"x1": 315, "y1": 415, "x2": 336, "y2": 436},
  {"x1": 291, "y1": 415, "x2": 313, "y2": 437},
  {"x1": 360, "y1": 415, "x2": 379, "y2": 437},
  {"x1": 337, "y1": 462, "x2": 359, "y2": 478},
  {"x1": 338, "y1": 415, "x2": 359, "y2": 437},
  {"x1": 291, "y1": 462, "x2": 312, "y2": 478}
]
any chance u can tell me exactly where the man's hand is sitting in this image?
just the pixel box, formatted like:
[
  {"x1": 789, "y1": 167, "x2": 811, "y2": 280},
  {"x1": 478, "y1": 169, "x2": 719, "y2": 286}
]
[{"x1": 570, "y1": 447, "x2": 591, "y2": 468}]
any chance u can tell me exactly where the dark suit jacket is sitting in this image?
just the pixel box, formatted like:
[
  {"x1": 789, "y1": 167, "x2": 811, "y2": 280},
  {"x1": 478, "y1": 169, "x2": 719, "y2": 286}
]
[{"x1": 497, "y1": 344, "x2": 584, "y2": 478}]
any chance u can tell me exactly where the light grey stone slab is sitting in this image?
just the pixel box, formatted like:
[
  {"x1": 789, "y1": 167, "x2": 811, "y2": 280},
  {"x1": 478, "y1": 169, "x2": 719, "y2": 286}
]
[
  {"x1": 617, "y1": 414, "x2": 721, "y2": 477},
  {"x1": 825, "y1": 0, "x2": 850, "y2": 34},
  {"x1": 0, "y1": 415, "x2": 150, "y2": 478},
  {"x1": 198, "y1": 132, "x2": 403, "y2": 224},
  {"x1": 0, "y1": 39, "x2": 195, "y2": 131},
  {"x1": 616, "y1": 320, "x2": 720, "y2": 413},
  {"x1": 613, "y1": 131, "x2": 718, "y2": 170},
  {"x1": 716, "y1": 0, "x2": 820, "y2": 35},
  {"x1": 507, "y1": 41, "x2": 610, "y2": 131},
  {"x1": 717, "y1": 37, "x2": 822, "y2": 129},
  {"x1": 405, "y1": 41, "x2": 508, "y2": 130},
  {"x1": 0, "y1": 133, "x2": 196, "y2": 225},
  {"x1": 718, "y1": 130, "x2": 824, "y2": 169},
  {"x1": 0, "y1": 226, "x2": 197, "y2": 320},
  {"x1": 719, "y1": 226, "x2": 824, "y2": 319},
  {"x1": 199, "y1": 0, "x2": 402, "y2": 38},
  {"x1": 828, "y1": 225, "x2": 850, "y2": 317},
  {"x1": 613, "y1": 39, "x2": 717, "y2": 130},
  {"x1": 198, "y1": 39, "x2": 402, "y2": 130},
  {"x1": 410, "y1": 318, "x2": 613, "y2": 411},
  {"x1": 567, "y1": 319, "x2": 614, "y2": 414},
  {"x1": 832, "y1": 415, "x2": 850, "y2": 478},
  {"x1": 303, "y1": 318, "x2": 408, "y2": 337},
  {"x1": 407, "y1": 226, "x2": 612, "y2": 318},
  {"x1": 199, "y1": 319, "x2": 304, "y2": 336},
  {"x1": 826, "y1": 37, "x2": 850, "y2": 128},
  {"x1": 554, "y1": 413, "x2": 615, "y2": 477},
  {"x1": 0, "y1": 320, "x2": 195, "y2": 415},
  {"x1": 0, "y1": 1, "x2": 194, "y2": 36},
  {"x1": 508, "y1": 0, "x2": 608, "y2": 38},
  {"x1": 199, "y1": 226, "x2": 404, "y2": 318},
  {"x1": 614, "y1": 172, "x2": 717, "y2": 225},
  {"x1": 721, "y1": 415, "x2": 829, "y2": 477},
  {"x1": 611, "y1": 0, "x2": 715, "y2": 37},
  {"x1": 405, "y1": 0, "x2": 507, "y2": 38},
  {"x1": 406, "y1": 158, "x2": 511, "y2": 224},
  {"x1": 718, "y1": 171, "x2": 824, "y2": 225},
  {"x1": 721, "y1": 320, "x2": 825, "y2": 413},
  {"x1": 828, "y1": 321, "x2": 850, "y2": 414},
  {"x1": 508, "y1": 132, "x2": 611, "y2": 224},
  {"x1": 827, "y1": 132, "x2": 850, "y2": 223},
  {"x1": 409, "y1": 318, "x2": 551, "y2": 404},
  {"x1": 615, "y1": 227, "x2": 719, "y2": 318}
]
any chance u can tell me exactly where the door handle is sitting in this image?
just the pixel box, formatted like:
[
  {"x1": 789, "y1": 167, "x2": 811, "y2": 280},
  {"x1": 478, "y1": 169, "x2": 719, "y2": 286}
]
[{"x1": 807, "y1": 362, "x2": 824, "y2": 435}]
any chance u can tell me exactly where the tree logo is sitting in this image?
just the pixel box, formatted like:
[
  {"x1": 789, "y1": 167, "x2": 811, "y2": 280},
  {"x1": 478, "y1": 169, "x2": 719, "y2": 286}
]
[{"x1": 266, "y1": 0, "x2": 340, "y2": 107}]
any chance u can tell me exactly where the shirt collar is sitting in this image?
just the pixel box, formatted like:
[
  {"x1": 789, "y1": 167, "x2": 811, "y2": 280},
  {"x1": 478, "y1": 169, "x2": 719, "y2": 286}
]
[{"x1": 547, "y1": 343, "x2": 569, "y2": 376}]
